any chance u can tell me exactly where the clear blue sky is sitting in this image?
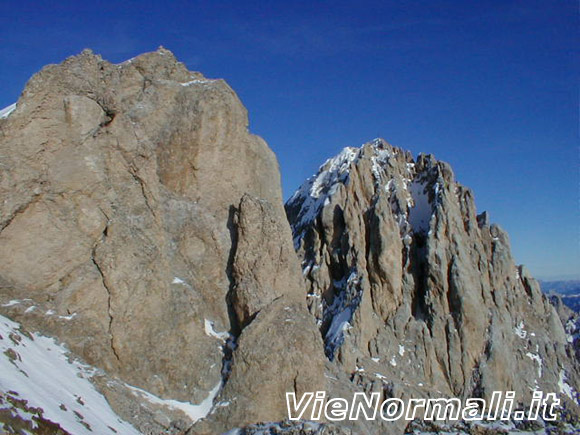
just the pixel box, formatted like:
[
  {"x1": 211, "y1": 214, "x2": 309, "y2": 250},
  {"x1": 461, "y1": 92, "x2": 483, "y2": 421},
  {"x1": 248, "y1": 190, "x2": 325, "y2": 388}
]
[{"x1": 1, "y1": 1, "x2": 578, "y2": 280}]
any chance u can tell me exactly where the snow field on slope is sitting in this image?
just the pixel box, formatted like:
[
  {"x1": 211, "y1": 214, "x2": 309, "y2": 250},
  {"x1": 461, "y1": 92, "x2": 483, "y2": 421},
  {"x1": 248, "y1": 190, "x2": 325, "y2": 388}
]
[{"x1": 0, "y1": 314, "x2": 140, "y2": 434}]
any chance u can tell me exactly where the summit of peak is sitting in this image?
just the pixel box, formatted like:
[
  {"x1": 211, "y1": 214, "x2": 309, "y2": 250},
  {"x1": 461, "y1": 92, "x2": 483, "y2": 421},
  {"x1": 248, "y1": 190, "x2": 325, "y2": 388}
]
[{"x1": 157, "y1": 45, "x2": 172, "y2": 54}]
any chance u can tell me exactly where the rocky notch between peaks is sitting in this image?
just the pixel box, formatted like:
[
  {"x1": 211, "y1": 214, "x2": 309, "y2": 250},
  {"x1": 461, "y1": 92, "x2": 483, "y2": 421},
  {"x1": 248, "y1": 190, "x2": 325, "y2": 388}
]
[
  {"x1": 285, "y1": 138, "x2": 580, "y2": 431},
  {"x1": 0, "y1": 48, "x2": 578, "y2": 434}
]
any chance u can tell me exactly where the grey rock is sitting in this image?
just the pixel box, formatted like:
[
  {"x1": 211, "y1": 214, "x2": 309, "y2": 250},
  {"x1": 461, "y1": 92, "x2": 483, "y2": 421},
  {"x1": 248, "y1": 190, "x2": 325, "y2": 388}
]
[
  {"x1": 0, "y1": 48, "x2": 325, "y2": 431},
  {"x1": 286, "y1": 138, "x2": 580, "y2": 424}
]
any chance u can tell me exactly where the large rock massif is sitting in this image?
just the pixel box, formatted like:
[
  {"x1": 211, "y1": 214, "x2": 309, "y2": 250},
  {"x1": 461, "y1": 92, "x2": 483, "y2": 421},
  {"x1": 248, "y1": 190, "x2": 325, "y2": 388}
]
[
  {"x1": 0, "y1": 49, "x2": 578, "y2": 434},
  {"x1": 286, "y1": 139, "x2": 580, "y2": 431},
  {"x1": 0, "y1": 48, "x2": 324, "y2": 433}
]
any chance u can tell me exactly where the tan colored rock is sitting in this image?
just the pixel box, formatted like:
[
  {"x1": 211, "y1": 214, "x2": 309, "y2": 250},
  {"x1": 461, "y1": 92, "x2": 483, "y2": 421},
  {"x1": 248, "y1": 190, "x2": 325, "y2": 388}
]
[
  {"x1": 215, "y1": 299, "x2": 325, "y2": 428},
  {"x1": 0, "y1": 47, "x2": 325, "y2": 432},
  {"x1": 286, "y1": 138, "x2": 580, "y2": 423},
  {"x1": 231, "y1": 194, "x2": 306, "y2": 326},
  {"x1": 205, "y1": 193, "x2": 325, "y2": 429}
]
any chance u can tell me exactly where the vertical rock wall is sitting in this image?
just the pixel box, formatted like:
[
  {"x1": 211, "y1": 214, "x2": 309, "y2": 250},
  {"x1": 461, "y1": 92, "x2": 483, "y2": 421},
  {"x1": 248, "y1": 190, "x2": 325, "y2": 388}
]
[{"x1": 0, "y1": 48, "x2": 324, "y2": 431}]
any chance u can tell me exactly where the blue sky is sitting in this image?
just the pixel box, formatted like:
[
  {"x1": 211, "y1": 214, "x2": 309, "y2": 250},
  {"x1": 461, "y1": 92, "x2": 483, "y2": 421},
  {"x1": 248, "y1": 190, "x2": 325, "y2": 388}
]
[{"x1": 1, "y1": 1, "x2": 578, "y2": 279}]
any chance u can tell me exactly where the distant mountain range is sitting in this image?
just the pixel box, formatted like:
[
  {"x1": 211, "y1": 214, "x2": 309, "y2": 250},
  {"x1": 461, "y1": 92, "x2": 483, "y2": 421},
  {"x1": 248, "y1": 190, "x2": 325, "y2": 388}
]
[{"x1": 541, "y1": 280, "x2": 580, "y2": 312}]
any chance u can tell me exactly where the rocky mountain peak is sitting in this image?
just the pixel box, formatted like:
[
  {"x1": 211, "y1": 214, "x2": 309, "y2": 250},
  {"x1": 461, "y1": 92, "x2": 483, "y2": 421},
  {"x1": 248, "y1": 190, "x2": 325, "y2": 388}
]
[
  {"x1": 0, "y1": 48, "x2": 324, "y2": 433},
  {"x1": 285, "y1": 138, "x2": 579, "y2": 425}
]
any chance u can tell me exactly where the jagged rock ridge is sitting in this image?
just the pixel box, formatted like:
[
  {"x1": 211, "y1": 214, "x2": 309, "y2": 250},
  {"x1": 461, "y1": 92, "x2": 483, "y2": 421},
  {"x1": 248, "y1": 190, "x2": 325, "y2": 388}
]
[{"x1": 286, "y1": 138, "x2": 579, "y2": 423}]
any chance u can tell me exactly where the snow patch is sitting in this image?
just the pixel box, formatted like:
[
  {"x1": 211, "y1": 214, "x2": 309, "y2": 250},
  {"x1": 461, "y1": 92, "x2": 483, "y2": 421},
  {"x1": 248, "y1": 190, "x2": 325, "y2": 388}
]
[
  {"x1": 0, "y1": 103, "x2": 16, "y2": 119},
  {"x1": 323, "y1": 271, "x2": 361, "y2": 359},
  {"x1": 325, "y1": 308, "x2": 352, "y2": 355},
  {"x1": 370, "y1": 143, "x2": 392, "y2": 184},
  {"x1": 172, "y1": 277, "x2": 192, "y2": 289},
  {"x1": 525, "y1": 352, "x2": 543, "y2": 378},
  {"x1": 408, "y1": 180, "x2": 433, "y2": 233},
  {"x1": 514, "y1": 321, "x2": 527, "y2": 339},
  {"x1": 559, "y1": 370, "x2": 578, "y2": 403},
  {"x1": 181, "y1": 79, "x2": 214, "y2": 86},
  {"x1": 310, "y1": 147, "x2": 358, "y2": 200},
  {"x1": 127, "y1": 380, "x2": 221, "y2": 423},
  {"x1": 0, "y1": 314, "x2": 139, "y2": 434},
  {"x1": 565, "y1": 318, "x2": 580, "y2": 343},
  {"x1": 286, "y1": 146, "x2": 359, "y2": 240},
  {"x1": 204, "y1": 319, "x2": 229, "y2": 341}
]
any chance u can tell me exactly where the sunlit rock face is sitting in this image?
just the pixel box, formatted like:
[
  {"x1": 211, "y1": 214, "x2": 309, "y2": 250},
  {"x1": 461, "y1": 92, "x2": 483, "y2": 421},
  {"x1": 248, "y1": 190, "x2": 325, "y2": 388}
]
[
  {"x1": 0, "y1": 48, "x2": 324, "y2": 432},
  {"x1": 286, "y1": 138, "x2": 579, "y2": 422}
]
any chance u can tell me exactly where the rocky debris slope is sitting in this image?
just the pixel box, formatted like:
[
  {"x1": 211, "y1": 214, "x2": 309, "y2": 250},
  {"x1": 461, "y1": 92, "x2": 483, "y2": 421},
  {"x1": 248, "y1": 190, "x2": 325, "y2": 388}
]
[
  {"x1": 286, "y1": 138, "x2": 580, "y2": 424},
  {"x1": 0, "y1": 48, "x2": 324, "y2": 432}
]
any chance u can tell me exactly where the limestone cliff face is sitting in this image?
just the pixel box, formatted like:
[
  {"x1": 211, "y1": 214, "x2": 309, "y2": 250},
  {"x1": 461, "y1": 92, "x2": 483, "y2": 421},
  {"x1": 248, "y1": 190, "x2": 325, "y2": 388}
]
[
  {"x1": 0, "y1": 48, "x2": 324, "y2": 431},
  {"x1": 286, "y1": 138, "x2": 579, "y2": 415}
]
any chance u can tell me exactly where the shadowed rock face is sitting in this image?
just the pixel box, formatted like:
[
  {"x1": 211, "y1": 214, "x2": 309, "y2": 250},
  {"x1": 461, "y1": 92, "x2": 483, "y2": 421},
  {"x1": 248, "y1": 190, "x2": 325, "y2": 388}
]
[
  {"x1": 286, "y1": 138, "x2": 579, "y2": 416},
  {"x1": 0, "y1": 48, "x2": 324, "y2": 431}
]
